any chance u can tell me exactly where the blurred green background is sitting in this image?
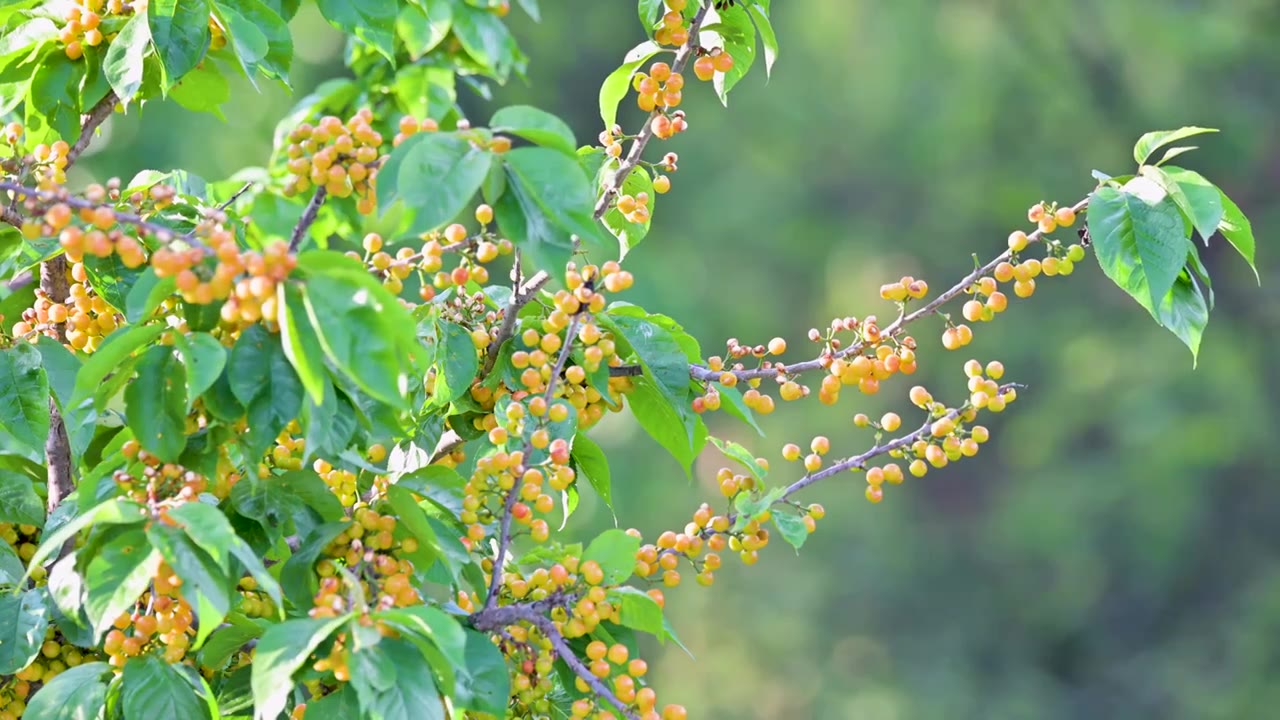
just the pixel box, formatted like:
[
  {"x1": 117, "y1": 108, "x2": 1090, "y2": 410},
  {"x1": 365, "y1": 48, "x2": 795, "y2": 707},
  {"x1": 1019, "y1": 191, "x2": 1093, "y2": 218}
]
[{"x1": 76, "y1": 2, "x2": 1280, "y2": 718}]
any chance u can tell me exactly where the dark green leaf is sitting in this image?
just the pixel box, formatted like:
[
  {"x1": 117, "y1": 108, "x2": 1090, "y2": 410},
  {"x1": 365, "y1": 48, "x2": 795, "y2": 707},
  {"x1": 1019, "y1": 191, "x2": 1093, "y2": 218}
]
[
  {"x1": 124, "y1": 345, "x2": 188, "y2": 463},
  {"x1": 626, "y1": 376, "x2": 705, "y2": 475},
  {"x1": 103, "y1": 13, "x2": 152, "y2": 103},
  {"x1": 379, "y1": 132, "x2": 492, "y2": 231},
  {"x1": 84, "y1": 525, "x2": 161, "y2": 639},
  {"x1": 198, "y1": 616, "x2": 264, "y2": 670},
  {"x1": 146, "y1": 523, "x2": 232, "y2": 648},
  {"x1": 451, "y1": 4, "x2": 519, "y2": 81},
  {"x1": 228, "y1": 325, "x2": 304, "y2": 461},
  {"x1": 21, "y1": 661, "x2": 112, "y2": 720},
  {"x1": 1133, "y1": 127, "x2": 1218, "y2": 166},
  {"x1": 173, "y1": 332, "x2": 227, "y2": 409},
  {"x1": 212, "y1": 0, "x2": 292, "y2": 85},
  {"x1": 0, "y1": 469, "x2": 43, "y2": 526},
  {"x1": 0, "y1": 343, "x2": 50, "y2": 463},
  {"x1": 123, "y1": 268, "x2": 175, "y2": 324},
  {"x1": 504, "y1": 146, "x2": 603, "y2": 246},
  {"x1": 279, "y1": 282, "x2": 327, "y2": 405},
  {"x1": 433, "y1": 320, "x2": 480, "y2": 407},
  {"x1": 279, "y1": 522, "x2": 348, "y2": 610},
  {"x1": 148, "y1": 0, "x2": 212, "y2": 88},
  {"x1": 122, "y1": 654, "x2": 212, "y2": 720},
  {"x1": 167, "y1": 502, "x2": 284, "y2": 609},
  {"x1": 490, "y1": 105, "x2": 576, "y2": 155},
  {"x1": 315, "y1": 0, "x2": 399, "y2": 62},
  {"x1": 83, "y1": 253, "x2": 146, "y2": 315},
  {"x1": 351, "y1": 637, "x2": 446, "y2": 720},
  {"x1": 250, "y1": 614, "x2": 351, "y2": 720},
  {"x1": 452, "y1": 628, "x2": 510, "y2": 716},
  {"x1": 72, "y1": 323, "x2": 167, "y2": 407},
  {"x1": 1156, "y1": 276, "x2": 1210, "y2": 364},
  {"x1": 0, "y1": 588, "x2": 50, "y2": 674},
  {"x1": 570, "y1": 433, "x2": 612, "y2": 510},
  {"x1": 1087, "y1": 183, "x2": 1191, "y2": 314},
  {"x1": 583, "y1": 529, "x2": 640, "y2": 585}
]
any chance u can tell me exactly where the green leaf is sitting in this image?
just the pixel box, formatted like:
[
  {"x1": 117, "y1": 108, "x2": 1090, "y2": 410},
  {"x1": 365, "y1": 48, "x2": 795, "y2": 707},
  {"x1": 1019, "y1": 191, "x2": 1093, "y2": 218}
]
[
  {"x1": 228, "y1": 325, "x2": 305, "y2": 461},
  {"x1": 375, "y1": 605, "x2": 466, "y2": 680},
  {"x1": 1133, "y1": 127, "x2": 1218, "y2": 166},
  {"x1": 601, "y1": 162, "x2": 652, "y2": 256},
  {"x1": 103, "y1": 13, "x2": 152, "y2": 103},
  {"x1": 771, "y1": 512, "x2": 810, "y2": 551},
  {"x1": 351, "y1": 637, "x2": 446, "y2": 720},
  {"x1": 0, "y1": 588, "x2": 50, "y2": 674},
  {"x1": 198, "y1": 615, "x2": 264, "y2": 669},
  {"x1": 302, "y1": 685, "x2": 360, "y2": 720},
  {"x1": 379, "y1": 132, "x2": 492, "y2": 231},
  {"x1": 212, "y1": 0, "x2": 293, "y2": 85},
  {"x1": 278, "y1": 282, "x2": 327, "y2": 405},
  {"x1": 24, "y1": 499, "x2": 147, "y2": 583},
  {"x1": 709, "y1": 436, "x2": 766, "y2": 482},
  {"x1": 146, "y1": 524, "x2": 232, "y2": 648},
  {"x1": 608, "y1": 585, "x2": 663, "y2": 638},
  {"x1": 626, "y1": 376, "x2": 705, "y2": 475},
  {"x1": 0, "y1": 469, "x2": 43, "y2": 526},
  {"x1": 124, "y1": 345, "x2": 188, "y2": 462},
  {"x1": 1217, "y1": 188, "x2": 1259, "y2": 283},
  {"x1": 716, "y1": 385, "x2": 764, "y2": 436},
  {"x1": 434, "y1": 320, "x2": 480, "y2": 407},
  {"x1": 385, "y1": 484, "x2": 441, "y2": 571},
  {"x1": 83, "y1": 253, "x2": 147, "y2": 315},
  {"x1": 124, "y1": 268, "x2": 176, "y2": 323},
  {"x1": 708, "y1": 7, "x2": 757, "y2": 105},
  {"x1": 452, "y1": 628, "x2": 511, "y2": 716},
  {"x1": 171, "y1": 60, "x2": 231, "y2": 119},
  {"x1": 251, "y1": 614, "x2": 351, "y2": 720},
  {"x1": 396, "y1": 0, "x2": 452, "y2": 60},
  {"x1": 315, "y1": 0, "x2": 399, "y2": 62},
  {"x1": 638, "y1": 0, "x2": 663, "y2": 29},
  {"x1": 490, "y1": 105, "x2": 576, "y2": 155},
  {"x1": 148, "y1": 0, "x2": 213, "y2": 88},
  {"x1": 72, "y1": 323, "x2": 167, "y2": 407},
  {"x1": 0, "y1": 541, "x2": 23, "y2": 587},
  {"x1": 0, "y1": 343, "x2": 50, "y2": 463},
  {"x1": 1156, "y1": 276, "x2": 1210, "y2": 364},
  {"x1": 1154, "y1": 145, "x2": 1199, "y2": 167},
  {"x1": 173, "y1": 332, "x2": 227, "y2": 409},
  {"x1": 295, "y1": 252, "x2": 421, "y2": 409},
  {"x1": 167, "y1": 502, "x2": 284, "y2": 610},
  {"x1": 84, "y1": 525, "x2": 161, "y2": 640},
  {"x1": 746, "y1": 4, "x2": 778, "y2": 78},
  {"x1": 570, "y1": 434, "x2": 612, "y2": 511},
  {"x1": 1141, "y1": 165, "x2": 1224, "y2": 244},
  {"x1": 583, "y1": 529, "x2": 640, "y2": 585},
  {"x1": 598, "y1": 40, "x2": 663, "y2": 129},
  {"x1": 122, "y1": 654, "x2": 212, "y2": 720},
  {"x1": 733, "y1": 485, "x2": 787, "y2": 532},
  {"x1": 1087, "y1": 183, "x2": 1191, "y2": 314},
  {"x1": 450, "y1": 4, "x2": 519, "y2": 81},
  {"x1": 21, "y1": 661, "x2": 112, "y2": 720}
]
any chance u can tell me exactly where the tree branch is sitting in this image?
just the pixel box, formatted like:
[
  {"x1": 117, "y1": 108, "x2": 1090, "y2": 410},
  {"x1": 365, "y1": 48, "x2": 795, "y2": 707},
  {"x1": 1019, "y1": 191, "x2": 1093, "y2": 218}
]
[
  {"x1": 0, "y1": 181, "x2": 209, "y2": 251},
  {"x1": 470, "y1": 598, "x2": 641, "y2": 720},
  {"x1": 66, "y1": 90, "x2": 118, "y2": 167},
  {"x1": 481, "y1": 267, "x2": 551, "y2": 377},
  {"x1": 592, "y1": 4, "x2": 711, "y2": 221},
  {"x1": 289, "y1": 186, "x2": 327, "y2": 251}
]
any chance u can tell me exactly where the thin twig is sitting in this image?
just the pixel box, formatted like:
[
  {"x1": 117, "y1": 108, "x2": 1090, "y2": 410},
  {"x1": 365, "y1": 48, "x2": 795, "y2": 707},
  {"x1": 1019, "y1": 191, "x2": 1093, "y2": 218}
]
[
  {"x1": 470, "y1": 599, "x2": 640, "y2": 720},
  {"x1": 66, "y1": 90, "x2": 118, "y2": 167},
  {"x1": 1, "y1": 205, "x2": 21, "y2": 228},
  {"x1": 289, "y1": 186, "x2": 327, "y2": 251},
  {"x1": 592, "y1": 4, "x2": 711, "y2": 221},
  {"x1": 481, "y1": 267, "x2": 551, "y2": 377}
]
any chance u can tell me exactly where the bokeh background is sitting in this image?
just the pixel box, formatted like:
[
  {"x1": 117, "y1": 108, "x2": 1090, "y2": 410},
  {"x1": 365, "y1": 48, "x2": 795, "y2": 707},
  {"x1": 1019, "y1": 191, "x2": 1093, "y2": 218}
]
[{"x1": 76, "y1": 2, "x2": 1280, "y2": 719}]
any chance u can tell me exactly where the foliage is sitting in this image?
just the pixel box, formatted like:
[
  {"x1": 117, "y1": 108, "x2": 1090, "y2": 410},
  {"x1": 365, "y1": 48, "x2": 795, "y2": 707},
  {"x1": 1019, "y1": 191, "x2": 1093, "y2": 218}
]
[{"x1": 0, "y1": 1, "x2": 1260, "y2": 720}]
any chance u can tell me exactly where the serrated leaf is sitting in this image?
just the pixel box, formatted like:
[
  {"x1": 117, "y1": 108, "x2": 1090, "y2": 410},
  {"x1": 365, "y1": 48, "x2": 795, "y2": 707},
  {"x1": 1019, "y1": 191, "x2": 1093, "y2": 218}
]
[
  {"x1": 771, "y1": 512, "x2": 810, "y2": 551},
  {"x1": 1133, "y1": 127, "x2": 1218, "y2": 166},
  {"x1": 1087, "y1": 184, "x2": 1191, "y2": 314}
]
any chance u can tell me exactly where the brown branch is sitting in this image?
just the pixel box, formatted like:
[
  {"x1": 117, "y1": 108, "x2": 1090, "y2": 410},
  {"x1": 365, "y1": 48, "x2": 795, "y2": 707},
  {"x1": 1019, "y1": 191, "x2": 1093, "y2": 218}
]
[
  {"x1": 0, "y1": 181, "x2": 210, "y2": 251},
  {"x1": 481, "y1": 266, "x2": 551, "y2": 377},
  {"x1": 289, "y1": 186, "x2": 327, "y2": 251},
  {"x1": 1, "y1": 205, "x2": 21, "y2": 228},
  {"x1": 66, "y1": 90, "x2": 119, "y2": 167},
  {"x1": 591, "y1": 4, "x2": 711, "y2": 221},
  {"x1": 470, "y1": 598, "x2": 640, "y2": 720}
]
